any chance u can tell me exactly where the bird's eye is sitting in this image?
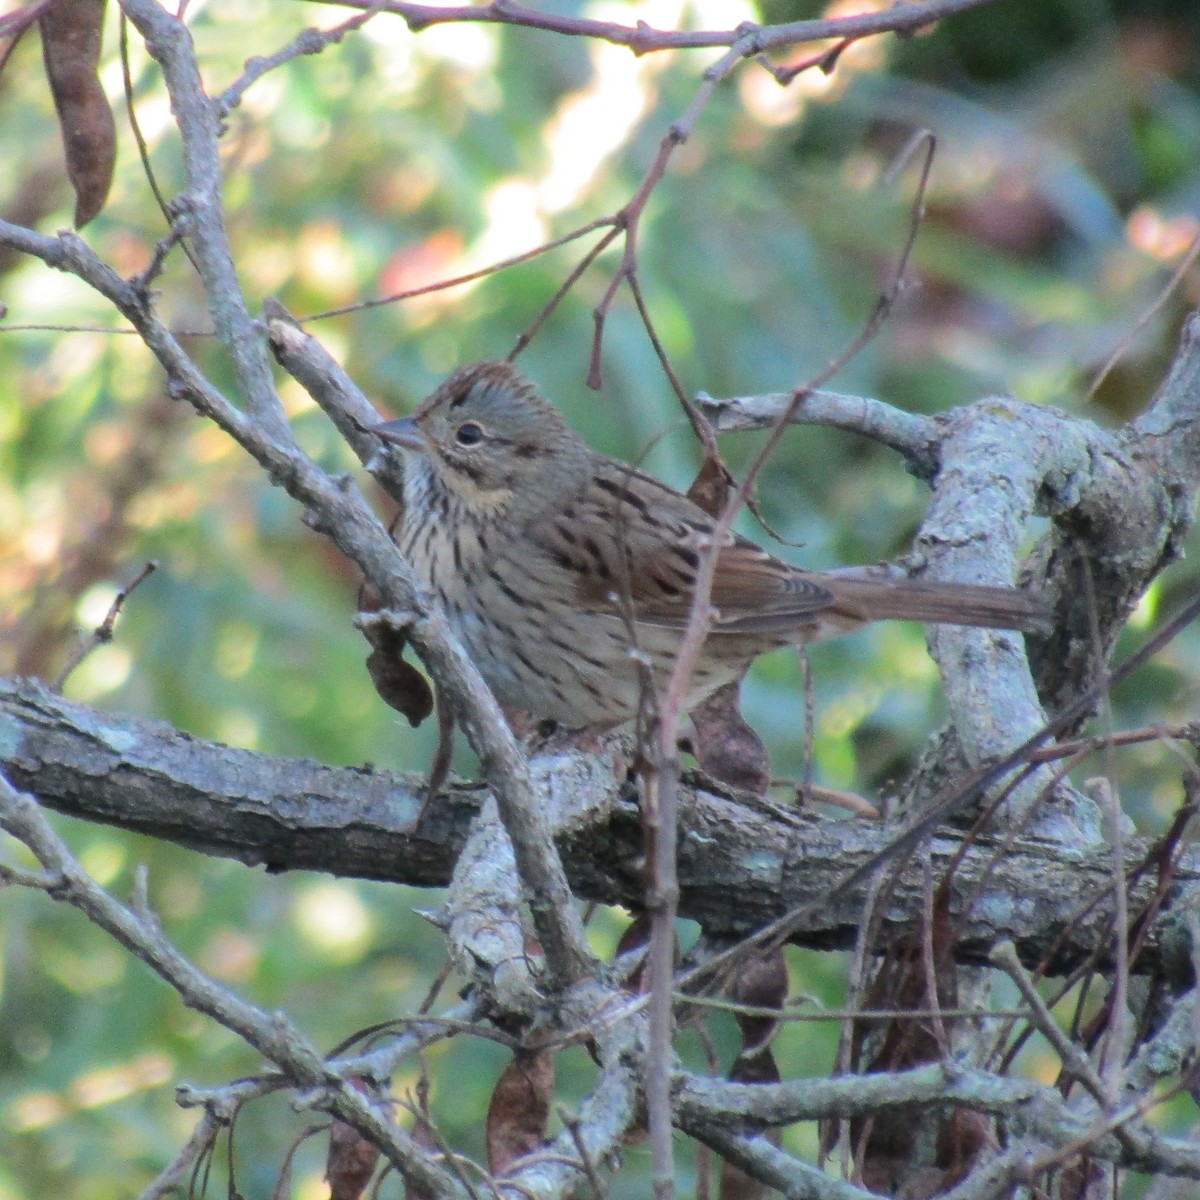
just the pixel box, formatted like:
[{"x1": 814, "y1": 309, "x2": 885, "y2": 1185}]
[{"x1": 455, "y1": 422, "x2": 484, "y2": 446}]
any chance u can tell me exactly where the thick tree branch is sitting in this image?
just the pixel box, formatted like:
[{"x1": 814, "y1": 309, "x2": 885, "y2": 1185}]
[
  {"x1": 2, "y1": 0, "x2": 1196, "y2": 1194},
  {"x1": 705, "y1": 358, "x2": 1200, "y2": 845},
  {"x1": 698, "y1": 385, "x2": 940, "y2": 476},
  {"x1": 5, "y1": 675, "x2": 1199, "y2": 975},
  {"x1": 677, "y1": 1048, "x2": 1200, "y2": 1181},
  {"x1": 119, "y1": 0, "x2": 287, "y2": 438},
  {"x1": 701, "y1": 362, "x2": 1199, "y2": 727}
]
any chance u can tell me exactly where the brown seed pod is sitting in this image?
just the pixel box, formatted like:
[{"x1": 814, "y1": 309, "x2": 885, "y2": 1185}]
[{"x1": 39, "y1": 0, "x2": 115, "y2": 227}]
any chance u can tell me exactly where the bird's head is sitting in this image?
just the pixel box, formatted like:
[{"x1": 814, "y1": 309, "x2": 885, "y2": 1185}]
[{"x1": 376, "y1": 361, "x2": 584, "y2": 513}]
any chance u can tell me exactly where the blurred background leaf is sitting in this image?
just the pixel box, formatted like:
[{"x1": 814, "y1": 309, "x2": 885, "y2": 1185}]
[{"x1": 2, "y1": 0, "x2": 1200, "y2": 1194}]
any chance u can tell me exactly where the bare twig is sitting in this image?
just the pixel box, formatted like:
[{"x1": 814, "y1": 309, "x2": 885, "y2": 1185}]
[
  {"x1": 305, "y1": 216, "x2": 617, "y2": 321},
  {"x1": 587, "y1": 38, "x2": 748, "y2": 391},
  {"x1": 557, "y1": 1107, "x2": 609, "y2": 1200},
  {"x1": 677, "y1": 996, "x2": 1031, "y2": 1023},
  {"x1": 0, "y1": 770, "x2": 462, "y2": 1198},
  {"x1": 119, "y1": 13, "x2": 202, "y2": 280},
  {"x1": 52, "y1": 560, "x2": 157, "y2": 690},
  {"x1": 507, "y1": 226, "x2": 622, "y2": 363},
  {"x1": 696, "y1": 384, "x2": 939, "y2": 475},
  {"x1": 1085, "y1": 232, "x2": 1200, "y2": 403},
  {"x1": 919, "y1": 844, "x2": 951, "y2": 1058},
  {"x1": 119, "y1": 0, "x2": 289, "y2": 438},
  {"x1": 1088, "y1": 773, "x2": 1133, "y2": 1099},
  {"x1": 308, "y1": 0, "x2": 1007, "y2": 57},
  {"x1": 217, "y1": 4, "x2": 386, "y2": 114},
  {"x1": 991, "y1": 940, "x2": 1111, "y2": 1104}
]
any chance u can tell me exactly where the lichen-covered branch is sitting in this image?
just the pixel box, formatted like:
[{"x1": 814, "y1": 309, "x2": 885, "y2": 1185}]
[{"x1": 5, "y1": 674, "x2": 1199, "y2": 975}]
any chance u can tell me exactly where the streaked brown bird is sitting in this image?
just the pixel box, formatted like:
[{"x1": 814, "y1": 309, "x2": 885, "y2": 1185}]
[{"x1": 375, "y1": 361, "x2": 1046, "y2": 729}]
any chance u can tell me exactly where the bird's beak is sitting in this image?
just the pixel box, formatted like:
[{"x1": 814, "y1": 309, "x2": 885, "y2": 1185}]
[{"x1": 374, "y1": 416, "x2": 427, "y2": 454}]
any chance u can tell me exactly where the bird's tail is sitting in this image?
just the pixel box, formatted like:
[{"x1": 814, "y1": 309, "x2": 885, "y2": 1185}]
[{"x1": 824, "y1": 573, "x2": 1050, "y2": 633}]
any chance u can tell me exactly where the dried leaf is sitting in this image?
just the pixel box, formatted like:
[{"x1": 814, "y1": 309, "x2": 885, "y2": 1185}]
[
  {"x1": 358, "y1": 583, "x2": 433, "y2": 727},
  {"x1": 718, "y1": 1155, "x2": 768, "y2": 1200},
  {"x1": 729, "y1": 946, "x2": 787, "y2": 1054},
  {"x1": 1055, "y1": 1157, "x2": 1106, "y2": 1200},
  {"x1": 932, "y1": 1110, "x2": 992, "y2": 1192},
  {"x1": 689, "y1": 681, "x2": 770, "y2": 795},
  {"x1": 853, "y1": 890, "x2": 991, "y2": 1195},
  {"x1": 859, "y1": 1108, "x2": 993, "y2": 1199},
  {"x1": 485, "y1": 1049, "x2": 554, "y2": 1175},
  {"x1": 39, "y1": 0, "x2": 115, "y2": 227},
  {"x1": 719, "y1": 958, "x2": 784, "y2": 1200},
  {"x1": 858, "y1": 891, "x2": 957, "y2": 1079},
  {"x1": 325, "y1": 1080, "x2": 383, "y2": 1200},
  {"x1": 685, "y1": 449, "x2": 734, "y2": 517},
  {"x1": 729, "y1": 1045, "x2": 780, "y2": 1088},
  {"x1": 326, "y1": 1119, "x2": 381, "y2": 1200},
  {"x1": 364, "y1": 634, "x2": 434, "y2": 726},
  {"x1": 424, "y1": 687, "x2": 455, "y2": 800}
]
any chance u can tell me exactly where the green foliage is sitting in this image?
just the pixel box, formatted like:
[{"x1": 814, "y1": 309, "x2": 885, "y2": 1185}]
[{"x1": 2, "y1": 0, "x2": 1200, "y2": 1195}]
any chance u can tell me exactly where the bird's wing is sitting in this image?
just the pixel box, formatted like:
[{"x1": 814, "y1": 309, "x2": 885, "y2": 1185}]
[{"x1": 522, "y1": 461, "x2": 836, "y2": 634}]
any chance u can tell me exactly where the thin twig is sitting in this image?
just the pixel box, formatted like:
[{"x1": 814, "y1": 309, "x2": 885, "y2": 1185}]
[
  {"x1": 305, "y1": 216, "x2": 616, "y2": 321},
  {"x1": 676, "y1": 995, "x2": 1032, "y2": 1023},
  {"x1": 119, "y1": 14, "x2": 202, "y2": 280},
  {"x1": 1081, "y1": 553, "x2": 1131, "y2": 1103},
  {"x1": 1027, "y1": 723, "x2": 1200, "y2": 763},
  {"x1": 0, "y1": 772, "x2": 461, "y2": 1198},
  {"x1": 558, "y1": 1107, "x2": 609, "y2": 1200},
  {"x1": 919, "y1": 844, "x2": 950, "y2": 1057},
  {"x1": 627, "y1": 273, "x2": 721, "y2": 461},
  {"x1": 217, "y1": 3, "x2": 386, "y2": 114},
  {"x1": 52, "y1": 560, "x2": 158, "y2": 690},
  {"x1": 307, "y1": 0, "x2": 1008, "y2": 57},
  {"x1": 507, "y1": 226, "x2": 622, "y2": 362},
  {"x1": 990, "y1": 941, "x2": 1110, "y2": 1107},
  {"x1": 587, "y1": 38, "x2": 747, "y2": 390},
  {"x1": 1085, "y1": 231, "x2": 1200, "y2": 403}
]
